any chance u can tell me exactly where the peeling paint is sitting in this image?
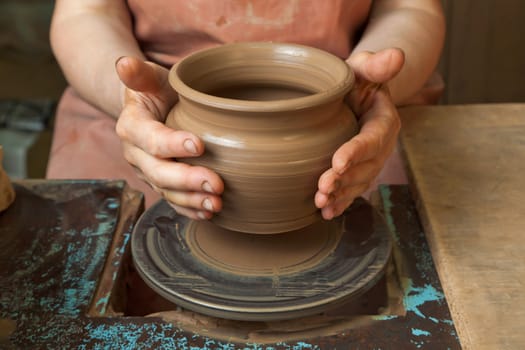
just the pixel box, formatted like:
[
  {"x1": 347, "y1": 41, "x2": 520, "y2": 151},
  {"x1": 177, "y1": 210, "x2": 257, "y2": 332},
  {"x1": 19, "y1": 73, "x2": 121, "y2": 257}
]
[
  {"x1": 412, "y1": 328, "x2": 431, "y2": 337},
  {"x1": 371, "y1": 315, "x2": 399, "y2": 321},
  {"x1": 378, "y1": 186, "x2": 400, "y2": 245},
  {"x1": 403, "y1": 279, "x2": 444, "y2": 319},
  {"x1": 120, "y1": 232, "x2": 130, "y2": 254},
  {"x1": 82, "y1": 322, "x2": 319, "y2": 350}
]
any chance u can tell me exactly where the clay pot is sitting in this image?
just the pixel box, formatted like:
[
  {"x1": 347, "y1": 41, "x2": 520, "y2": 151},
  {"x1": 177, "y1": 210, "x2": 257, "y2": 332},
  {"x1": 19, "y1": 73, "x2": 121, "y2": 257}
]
[{"x1": 166, "y1": 42, "x2": 358, "y2": 234}]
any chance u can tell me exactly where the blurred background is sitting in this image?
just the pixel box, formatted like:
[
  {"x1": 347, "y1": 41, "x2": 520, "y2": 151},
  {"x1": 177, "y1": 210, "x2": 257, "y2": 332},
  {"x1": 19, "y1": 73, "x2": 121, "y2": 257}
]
[
  {"x1": 0, "y1": 0, "x2": 524, "y2": 178},
  {"x1": 0, "y1": 0, "x2": 65, "y2": 179}
]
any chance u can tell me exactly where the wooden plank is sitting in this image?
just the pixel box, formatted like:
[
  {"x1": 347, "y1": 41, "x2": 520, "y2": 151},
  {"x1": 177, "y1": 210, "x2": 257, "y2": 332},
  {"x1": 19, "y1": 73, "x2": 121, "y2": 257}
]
[
  {"x1": 399, "y1": 104, "x2": 525, "y2": 350},
  {"x1": 439, "y1": 0, "x2": 525, "y2": 104}
]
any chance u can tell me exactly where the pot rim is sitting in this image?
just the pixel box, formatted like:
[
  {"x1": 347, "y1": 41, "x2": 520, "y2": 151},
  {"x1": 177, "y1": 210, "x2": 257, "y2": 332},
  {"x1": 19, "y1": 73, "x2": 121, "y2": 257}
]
[{"x1": 169, "y1": 42, "x2": 355, "y2": 112}]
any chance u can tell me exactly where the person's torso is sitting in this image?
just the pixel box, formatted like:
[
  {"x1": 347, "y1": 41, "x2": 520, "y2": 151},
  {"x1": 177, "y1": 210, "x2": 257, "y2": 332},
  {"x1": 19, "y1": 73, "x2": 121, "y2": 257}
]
[{"x1": 126, "y1": 0, "x2": 372, "y2": 66}]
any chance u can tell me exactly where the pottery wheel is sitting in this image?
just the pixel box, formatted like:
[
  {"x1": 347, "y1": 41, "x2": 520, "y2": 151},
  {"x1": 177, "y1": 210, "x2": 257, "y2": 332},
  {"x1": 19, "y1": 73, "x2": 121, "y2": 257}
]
[{"x1": 131, "y1": 198, "x2": 392, "y2": 321}]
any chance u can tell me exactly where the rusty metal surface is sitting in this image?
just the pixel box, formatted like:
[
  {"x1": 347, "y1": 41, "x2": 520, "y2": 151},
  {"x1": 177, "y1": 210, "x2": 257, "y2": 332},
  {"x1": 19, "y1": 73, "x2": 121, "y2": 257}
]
[
  {"x1": 1, "y1": 183, "x2": 460, "y2": 349},
  {"x1": 1, "y1": 180, "x2": 128, "y2": 319}
]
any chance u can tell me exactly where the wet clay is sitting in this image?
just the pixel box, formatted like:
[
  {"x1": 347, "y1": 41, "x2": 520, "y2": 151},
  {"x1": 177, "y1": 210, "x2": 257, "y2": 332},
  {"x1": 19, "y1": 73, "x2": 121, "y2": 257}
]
[
  {"x1": 131, "y1": 198, "x2": 393, "y2": 321},
  {"x1": 166, "y1": 42, "x2": 358, "y2": 234},
  {"x1": 186, "y1": 218, "x2": 343, "y2": 276},
  {"x1": 208, "y1": 84, "x2": 313, "y2": 101},
  {"x1": 131, "y1": 260, "x2": 405, "y2": 344}
]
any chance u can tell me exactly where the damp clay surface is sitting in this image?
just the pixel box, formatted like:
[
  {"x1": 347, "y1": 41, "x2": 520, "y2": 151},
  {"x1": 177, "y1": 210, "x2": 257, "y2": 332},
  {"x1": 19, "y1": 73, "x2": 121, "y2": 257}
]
[
  {"x1": 208, "y1": 84, "x2": 313, "y2": 101},
  {"x1": 186, "y1": 218, "x2": 343, "y2": 276},
  {"x1": 166, "y1": 42, "x2": 358, "y2": 234},
  {"x1": 140, "y1": 271, "x2": 404, "y2": 345},
  {"x1": 131, "y1": 198, "x2": 392, "y2": 321}
]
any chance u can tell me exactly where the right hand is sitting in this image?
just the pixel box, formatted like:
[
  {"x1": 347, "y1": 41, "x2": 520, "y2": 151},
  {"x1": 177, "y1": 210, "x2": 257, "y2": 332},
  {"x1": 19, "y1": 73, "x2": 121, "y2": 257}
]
[
  {"x1": 315, "y1": 49, "x2": 404, "y2": 220},
  {"x1": 115, "y1": 56, "x2": 224, "y2": 219}
]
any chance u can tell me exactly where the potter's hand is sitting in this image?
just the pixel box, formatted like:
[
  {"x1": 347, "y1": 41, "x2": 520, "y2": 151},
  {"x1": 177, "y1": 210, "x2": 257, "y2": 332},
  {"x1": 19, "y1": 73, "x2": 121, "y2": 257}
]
[
  {"x1": 115, "y1": 57, "x2": 224, "y2": 219},
  {"x1": 315, "y1": 48, "x2": 404, "y2": 220}
]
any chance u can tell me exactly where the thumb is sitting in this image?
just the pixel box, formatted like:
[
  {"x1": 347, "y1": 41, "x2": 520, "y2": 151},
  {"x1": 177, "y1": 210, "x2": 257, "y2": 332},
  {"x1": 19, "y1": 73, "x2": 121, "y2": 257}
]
[
  {"x1": 348, "y1": 48, "x2": 405, "y2": 84},
  {"x1": 115, "y1": 56, "x2": 167, "y2": 94}
]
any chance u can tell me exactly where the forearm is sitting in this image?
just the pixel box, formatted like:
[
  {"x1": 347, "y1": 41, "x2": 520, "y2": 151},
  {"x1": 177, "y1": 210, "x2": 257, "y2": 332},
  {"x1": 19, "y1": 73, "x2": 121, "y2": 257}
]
[
  {"x1": 50, "y1": 0, "x2": 145, "y2": 117},
  {"x1": 350, "y1": 0, "x2": 445, "y2": 105}
]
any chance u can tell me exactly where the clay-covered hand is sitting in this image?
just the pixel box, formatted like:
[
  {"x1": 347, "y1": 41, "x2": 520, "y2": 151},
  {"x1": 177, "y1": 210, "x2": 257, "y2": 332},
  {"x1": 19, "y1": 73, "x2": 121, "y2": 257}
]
[
  {"x1": 315, "y1": 48, "x2": 404, "y2": 220},
  {"x1": 115, "y1": 57, "x2": 224, "y2": 219}
]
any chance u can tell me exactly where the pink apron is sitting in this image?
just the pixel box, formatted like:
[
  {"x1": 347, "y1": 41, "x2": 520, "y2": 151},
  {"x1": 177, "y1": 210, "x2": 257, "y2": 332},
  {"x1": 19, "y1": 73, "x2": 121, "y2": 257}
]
[{"x1": 47, "y1": 0, "x2": 418, "y2": 207}]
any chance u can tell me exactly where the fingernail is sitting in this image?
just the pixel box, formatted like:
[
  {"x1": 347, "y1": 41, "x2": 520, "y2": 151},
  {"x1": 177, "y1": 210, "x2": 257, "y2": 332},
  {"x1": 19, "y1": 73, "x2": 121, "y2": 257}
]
[
  {"x1": 183, "y1": 139, "x2": 198, "y2": 154},
  {"x1": 202, "y1": 198, "x2": 214, "y2": 211},
  {"x1": 201, "y1": 181, "x2": 214, "y2": 193},
  {"x1": 197, "y1": 211, "x2": 208, "y2": 220},
  {"x1": 115, "y1": 56, "x2": 126, "y2": 69}
]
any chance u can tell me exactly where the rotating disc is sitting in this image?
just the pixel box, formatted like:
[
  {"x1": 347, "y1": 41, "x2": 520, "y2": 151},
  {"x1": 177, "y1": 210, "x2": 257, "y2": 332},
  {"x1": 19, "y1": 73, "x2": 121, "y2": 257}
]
[{"x1": 131, "y1": 198, "x2": 392, "y2": 321}]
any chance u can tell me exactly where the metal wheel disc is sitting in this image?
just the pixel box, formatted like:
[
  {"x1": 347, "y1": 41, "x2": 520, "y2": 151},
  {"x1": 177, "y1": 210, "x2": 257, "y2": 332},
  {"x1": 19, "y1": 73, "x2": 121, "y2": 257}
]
[{"x1": 131, "y1": 198, "x2": 392, "y2": 321}]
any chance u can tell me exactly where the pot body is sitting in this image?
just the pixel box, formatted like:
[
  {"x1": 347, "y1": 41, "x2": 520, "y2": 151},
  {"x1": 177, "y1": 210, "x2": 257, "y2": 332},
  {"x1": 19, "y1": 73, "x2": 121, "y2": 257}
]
[{"x1": 166, "y1": 42, "x2": 358, "y2": 234}]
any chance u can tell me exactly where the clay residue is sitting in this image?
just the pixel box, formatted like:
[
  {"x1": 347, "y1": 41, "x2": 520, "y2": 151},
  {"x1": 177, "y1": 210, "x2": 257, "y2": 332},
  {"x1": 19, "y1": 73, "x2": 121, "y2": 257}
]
[
  {"x1": 143, "y1": 258, "x2": 405, "y2": 344},
  {"x1": 187, "y1": 219, "x2": 343, "y2": 276}
]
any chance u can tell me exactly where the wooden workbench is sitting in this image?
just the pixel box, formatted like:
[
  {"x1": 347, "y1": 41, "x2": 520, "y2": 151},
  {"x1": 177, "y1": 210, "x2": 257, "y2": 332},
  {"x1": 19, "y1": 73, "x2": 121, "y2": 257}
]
[
  {"x1": 1, "y1": 180, "x2": 459, "y2": 349},
  {"x1": 399, "y1": 104, "x2": 525, "y2": 350}
]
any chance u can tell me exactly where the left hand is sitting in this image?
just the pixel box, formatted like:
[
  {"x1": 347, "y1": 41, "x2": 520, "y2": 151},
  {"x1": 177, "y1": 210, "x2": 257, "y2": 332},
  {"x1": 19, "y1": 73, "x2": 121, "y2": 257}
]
[
  {"x1": 115, "y1": 57, "x2": 224, "y2": 220},
  {"x1": 315, "y1": 48, "x2": 405, "y2": 220}
]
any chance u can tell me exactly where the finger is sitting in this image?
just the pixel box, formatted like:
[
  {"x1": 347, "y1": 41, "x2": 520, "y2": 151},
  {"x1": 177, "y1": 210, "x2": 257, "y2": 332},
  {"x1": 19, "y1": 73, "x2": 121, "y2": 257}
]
[
  {"x1": 116, "y1": 56, "x2": 167, "y2": 94},
  {"x1": 129, "y1": 164, "x2": 216, "y2": 220},
  {"x1": 347, "y1": 49, "x2": 404, "y2": 115},
  {"x1": 116, "y1": 109, "x2": 204, "y2": 159},
  {"x1": 116, "y1": 56, "x2": 177, "y2": 122},
  {"x1": 348, "y1": 82, "x2": 383, "y2": 116},
  {"x1": 333, "y1": 90, "x2": 400, "y2": 174},
  {"x1": 123, "y1": 144, "x2": 224, "y2": 195},
  {"x1": 168, "y1": 202, "x2": 213, "y2": 221},
  {"x1": 348, "y1": 48, "x2": 405, "y2": 84},
  {"x1": 317, "y1": 168, "x2": 341, "y2": 195},
  {"x1": 318, "y1": 159, "x2": 381, "y2": 196},
  {"x1": 315, "y1": 190, "x2": 334, "y2": 209},
  {"x1": 320, "y1": 182, "x2": 370, "y2": 220},
  {"x1": 333, "y1": 182, "x2": 370, "y2": 215},
  {"x1": 316, "y1": 159, "x2": 381, "y2": 210},
  {"x1": 160, "y1": 189, "x2": 222, "y2": 213}
]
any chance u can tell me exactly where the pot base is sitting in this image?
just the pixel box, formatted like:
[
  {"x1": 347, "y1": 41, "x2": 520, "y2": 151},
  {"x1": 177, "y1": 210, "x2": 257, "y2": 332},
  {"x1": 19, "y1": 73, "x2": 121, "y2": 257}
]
[{"x1": 131, "y1": 198, "x2": 392, "y2": 321}]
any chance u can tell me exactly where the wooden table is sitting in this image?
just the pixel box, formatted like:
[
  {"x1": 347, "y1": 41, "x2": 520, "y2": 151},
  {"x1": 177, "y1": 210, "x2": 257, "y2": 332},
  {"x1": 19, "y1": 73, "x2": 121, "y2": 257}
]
[{"x1": 399, "y1": 104, "x2": 525, "y2": 350}]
